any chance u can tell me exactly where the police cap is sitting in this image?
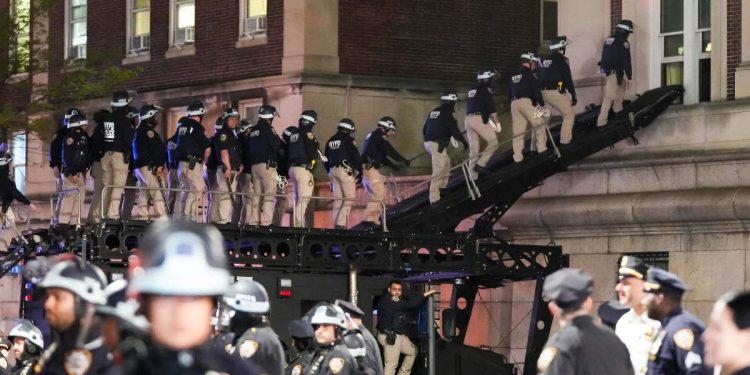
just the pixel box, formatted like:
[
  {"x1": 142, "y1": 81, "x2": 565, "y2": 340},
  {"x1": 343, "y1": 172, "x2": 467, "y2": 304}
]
[
  {"x1": 616, "y1": 19, "x2": 634, "y2": 33},
  {"x1": 644, "y1": 267, "x2": 688, "y2": 295},
  {"x1": 187, "y1": 100, "x2": 206, "y2": 116},
  {"x1": 288, "y1": 319, "x2": 315, "y2": 339},
  {"x1": 549, "y1": 36, "x2": 569, "y2": 51},
  {"x1": 111, "y1": 90, "x2": 132, "y2": 107},
  {"x1": 258, "y1": 105, "x2": 277, "y2": 119},
  {"x1": 543, "y1": 268, "x2": 593, "y2": 309},
  {"x1": 597, "y1": 300, "x2": 629, "y2": 328},
  {"x1": 618, "y1": 255, "x2": 648, "y2": 281},
  {"x1": 335, "y1": 299, "x2": 365, "y2": 318}
]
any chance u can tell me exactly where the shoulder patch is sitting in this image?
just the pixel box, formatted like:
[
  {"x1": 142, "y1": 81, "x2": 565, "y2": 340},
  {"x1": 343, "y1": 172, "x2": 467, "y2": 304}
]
[
  {"x1": 623, "y1": 41, "x2": 630, "y2": 49},
  {"x1": 66, "y1": 137, "x2": 74, "y2": 146},
  {"x1": 64, "y1": 349, "x2": 93, "y2": 375},
  {"x1": 147, "y1": 130, "x2": 155, "y2": 138},
  {"x1": 537, "y1": 347, "x2": 557, "y2": 373},
  {"x1": 673, "y1": 328, "x2": 695, "y2": 351},
  {"x1": 307, "y1": 132, "x2": 314, "y2": 140},
  {"x1": 291, "y1": 364, "x2": 304, "y2": 375},
  {"x1": 220, "y1": 133, "x2": 227, "y2": 142},
  {"x1": 328, "y1": 357, "x2": 346, "y2": 374},
  {"x1": 238, "y1": 339, "x2": 259, "y2": 358}
]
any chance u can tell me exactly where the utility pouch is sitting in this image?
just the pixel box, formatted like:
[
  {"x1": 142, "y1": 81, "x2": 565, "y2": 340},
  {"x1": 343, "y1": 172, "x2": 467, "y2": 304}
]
[
  {"x1": 267, "y1": 159, "x2": 278, "y2": 169},
  {"x1": 385, "y1": 331, "x2": 397, "y2": 345},
  {"x1": 187, "y1": 156, "x2": 197, "y2": 170}
]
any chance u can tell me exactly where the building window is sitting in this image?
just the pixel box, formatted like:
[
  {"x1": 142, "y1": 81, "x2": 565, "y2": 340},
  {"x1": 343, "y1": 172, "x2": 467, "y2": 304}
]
[
  {"x1": 541, "y1": 0, "x2": 558, "y2": 43},
  {"x1": 127, "y1": 0, "x2": 150, "y2": 55},
  {"x1": 171, "y1": 0, "x2": 195, "y2": 47},
  {"x1": 66, "y1": 0, "x2": 87, "y2": 60},
  {"x1": 166, "y1": 107, "x2": 184, "y2": 140},
  {"x1": 241, "y1": 0, "x2": 267, "y2": 38},
  {"x1": 657, "y1": 0, "x2": 711, "y2": 104},
  {"x1": 10, "y1": 0, "x2": 31, "y2": 73},
  {"x1": 239, "y1": 99, "x2": 263, "y2": 126},
  {"x1": 12, "y1": 132, "x2": 27, "y2": 193}
]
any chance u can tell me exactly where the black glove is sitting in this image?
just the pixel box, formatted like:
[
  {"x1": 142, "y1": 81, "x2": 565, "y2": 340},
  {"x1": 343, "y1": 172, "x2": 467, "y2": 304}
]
[
  {"x1": 403, "y1": 159, "x2": 411, "y2": 167},
  {"x1": 571, "y1": 96, "x2": 578, "y2": 107}
]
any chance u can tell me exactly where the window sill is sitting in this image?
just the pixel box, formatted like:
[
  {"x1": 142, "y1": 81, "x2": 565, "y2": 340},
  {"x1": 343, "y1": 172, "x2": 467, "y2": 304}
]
[
  {"x1": 235, "y1": 34, "x2": 267, "y2": 49},
  {"x1": 165, "y1": 44, "x2": 196, "y2": 59},
  {"x1": 122, "y1": 53, "x2": 151, "y2": 65},
  {"x1": 61, "y1": 60, "x2": 86, "y2": 73},
  {"x1": 6, "y1": 72, "x2": 30, "y2": 84}
]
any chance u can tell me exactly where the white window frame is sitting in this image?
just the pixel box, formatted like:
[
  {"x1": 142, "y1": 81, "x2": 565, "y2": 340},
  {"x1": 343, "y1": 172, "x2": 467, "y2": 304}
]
[
  {"x1": 64, "y1": 0, "x2": 87, "y2": 61},
  {"x1": 170, "y1": 0, "x2": 195, "y2": 47},
  {"x1": 126, "y1": 0, "x2": 151, "y2": 56},
  {"x1": 238, "y1": 0, "x2": 267, "y2": 42},
  {"x1": 166, "y1": 107, "x2": 185, "y2": 140},
  {"x1": 239, "y1": 98, "x2": 263, "y2": 126},
  {"x1": 651, "y1": 0, "x2": 711, "y2": 104},
  {"x1": 11, "y1": 132, "x2": 27, "y2": 193}
]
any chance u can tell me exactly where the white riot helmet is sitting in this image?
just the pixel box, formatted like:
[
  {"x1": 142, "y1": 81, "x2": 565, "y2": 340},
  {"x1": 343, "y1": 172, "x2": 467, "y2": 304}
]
[
  {"x1": 8, "y1": 320, "x2": 44, "y2": 350},
  {"x1": 131, "y1": 220, "x2": 230, "y2": 296},
  {"x1": 310, "y1": 303, "x2": 347, "y2": 329},
  {"x1": 0, "y1": 144, "x2": 12, "y2": 166},
  {"x1": 222, "y1": 279, "x2": 270, "y2": 314},
  {"x1": 38, "y1": 257, "x2": 108, "y2": 305}
]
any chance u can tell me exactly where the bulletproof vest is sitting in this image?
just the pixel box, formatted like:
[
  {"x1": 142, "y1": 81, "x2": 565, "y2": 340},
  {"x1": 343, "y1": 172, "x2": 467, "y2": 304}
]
[
  {"x1": 601, "y1": 35, "x2": 627, "y2": 72},
  {"x1": 465, "y1": 83, "x2": 491, "y2": 114},
  {"x1": 247, "y1": 121, "x2": 278, "y2": 165},
  {"x1": 62, "y1": 130, "x2": 91, "y2": 175},
  {"x1": 361, "y1": 128, "x2": 385, "y2": 165},
  {"x1": 133, "y1": 125, "x2": 163, "y2": 168},
  {"x1": 424, "y1": 105, "x2": 452, "y2": 142},
  {"x1": 508, "y1": 67, "x2": 535, "y2": 100},
  {"x1": 539, "y1": 53, "x2": 566, "y2": 87},
  {"x1": 213, "y1": 127, "x2": 243, "y2": 170},
  {"x1": 284, "y1": 126, "x2": 310, "y2": 165},
  {"x1": 175, "y1": 118, "x2": 206, "y2": 160},
  {"x1": 326, "y1": 131, "x2": 354, "y2": 166}
]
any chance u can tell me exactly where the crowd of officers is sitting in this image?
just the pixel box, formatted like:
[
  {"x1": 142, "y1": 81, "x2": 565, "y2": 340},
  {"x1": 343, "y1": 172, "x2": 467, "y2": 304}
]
[
  {"x1": 0, "y1": 220, "x2": 437, "y2": 375},
  {"x1": 537, "y1": 255, "x2": 750, "y2": 375}
]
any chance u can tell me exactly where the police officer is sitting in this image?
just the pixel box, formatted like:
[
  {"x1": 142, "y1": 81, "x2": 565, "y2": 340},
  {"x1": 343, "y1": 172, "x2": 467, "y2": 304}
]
[
  {"x1": 206, "y1": 115, "x2": 225, "y2": 223},
  {"x1": 95, "y1": 279, "x2": 149, "y2": 368},
  {"x1": 175, "y1": 101, "x2": 211, "y2": 219},
  {"x1": 360, "y1": 117, "x2": 409, "y2": 228},
  {"x1": 58, "y1": 114, "x2": 90, "y2": 225},
  {"x1": 597, "y1": 19, "x2": 634, "y2": 127},
  {"x1": 0, "y1": 147, "x2": 36, "y2": 250},
  {"x1": 101, "y1": 90, "x2": 136, "y2": 220},
  {"x1": 537, "y1": 268, "x2": 633, "y2": 375},
  {"x1": 7, "y1": 321, "x2": 44, "y2": 375},
  {"x1": 465, "y1": 70, "x2": 500, "y2": 180},
  {"x1": 643, "y1": 267, "x2": 713, "y2": 375},
  {"x1": 509, "y1": 52, "x2": 549, "y2": 163},
  {"x1": 376, "y1": 281, "x2": 434, "y2": 375},
  {"x1": 614, "y1": 256, "x2": 661, "y2": 375},
  {"x1": 222, "y1": 280, "x2": 285, "y2": 375},
  {"x1": 165, "y1": 131, "x2": 179, "y2": 216},
  {"x1": 121, "y1": 106, "x2": 141, "y2": 220},
  {"x1": 422, "y1": 92, "x2": 468, "y2": 204},
  {"x1": 247, "y1": 105, "x2": 281, "y2": 226},
  {"x1": 336, "y1": 300, "x2": 383, "y2": 375},
  {"x1": 539, "y1": 36, "x2": 577, "y2": 145},
  {"x1": 88, "y1": 109, "x2": 110, "y2": 224},
  {"x1": 283, "y1": 110, "x2": 322, "y2": 228},
  {"x1": 125, "y1": 220, "x2": 262, "y2": 374},
  {"x1": 0, "y1": 337, "x2": 9, "y2": 375},
  {"x1": 131, "y1": 105, "x2": 167, "y2": 221},
  {"x1": 325, "y1": 119, "x2": 362, "y2": 230},
  {"x1": 237, "y1": 119, "x2": 256, "y2": 224},
  {"x1": 286, "y1": 319, "x2": 315, "y2": 375},
  {"x1": 35, "y1": 257, "x2": 113, "y2": 374},
  {"x1": 211, "y1": 108, "x2": 243, "y2": 224},
  {"x1": 50, "y1": 109, "x2": 76, "y2": 220},
  {"x1": 307, "y1": 304, "x2": 357, "y2": 375},
  {"x1": 703, "y1": 292, "x2": 750, "y2": 375}
]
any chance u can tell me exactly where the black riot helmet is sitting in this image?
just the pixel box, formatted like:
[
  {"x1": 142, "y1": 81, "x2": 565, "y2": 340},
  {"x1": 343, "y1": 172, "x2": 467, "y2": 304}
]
[
  {"x1": 549, "y1": 36, "x2": 569, "y2": 53},
  {"x1": 377, "y1": 116, "x2": 398, "y2": 131},
  {"x1": 222, "y1": 280, "x2": 270, "y2": 315},
  {"x1": 111, "y1": 90, "x2": 132, "y2": 108},
  {"x1": 63, "y1": 108, "x2": 82, "y2": 128},
  {"x1": 139, "y1": 104, "x2": 161, "y2": 126},
  {"x1": 299, "y1": 110, "x2": 318, "y2": 128},
  {"x1": 239, "y1": 119, "x2": 252, "y2": 133},
  {"x1": 337, "y1": 118, "x2": 356, "y2": 134},
  {"x1": 440, "y1": 91, "x2": 458, "y2": 107},
  {"x1": 66, "y1": 113, "x2": 88, "y2": 130},
  {"x1": 616, "y1": 19, "x2": 634, "y2": 34},
  {"x1": 125, "y1": 106, "x2": 140, "y2": 126},
  {"x1": 476, "y1": 69, "x2": 496, "y2": 85},
  {"x1": 258, "y1": 105, "x2": 277, "y2": 122},
  {"x1": 187, "y1": 100, "x2": 206, "y2": 117}
]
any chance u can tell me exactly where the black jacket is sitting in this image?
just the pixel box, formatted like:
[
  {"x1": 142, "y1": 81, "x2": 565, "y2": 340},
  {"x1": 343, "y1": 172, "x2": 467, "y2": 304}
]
[
  {"x1": 0, "y1": 171, "x2": 30, "y2": 214},
  {"x1": 101, "y1": 109, "x2": 135, "y2": 154},
  {"x1": 600, "y1": 34, "x2": 633, "y2": 80},
  {"x1": 508, "y1": 66, "x2": 545, "y2": 106},
  {"x1": 132, "y1": 125, "x2": 166, "y2": 169},
  {"x1": 375, "y1": 293, "x2": 426, "y2": 339},
  {"x1": 465, "y1": 83, "x2": 496, "y2": 120},
  {"x1": 247, "y1": 120, "x2": 281, "y2": 166},
  {"x1": 361, "y1": 128, "x2": 407, "y2": 169},
  {"x1": 539, "y1": 52, "x2": 576, "y2": 98},
  {"x1": 49, "y1": 126, "x2": 66, "y2": 168},
  {"x1": 62, "y1": 128, "x2": 91, "y2": 176},
  {"x1": 283, "y1": 125, "x2": 319, "y2": 166},
  {"x1": 423, "y1": 104, "x2": 467, "y2": 146},
  {"x1": 324, "y1": 131, "x2": 362, "y2": 175},
  {"x1": 175, "y1": 118, "x2": 210, "y2": 162}
]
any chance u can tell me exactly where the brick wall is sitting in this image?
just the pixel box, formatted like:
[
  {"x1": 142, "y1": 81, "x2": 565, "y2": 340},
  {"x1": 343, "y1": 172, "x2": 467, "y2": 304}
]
[
  {"x1": 0, "y1": 0, "x2": 31, "y2": 111},
  {"x1": 610, "y1": 0, "x2": 622, "y2": 33},
  {"x1": 338, "y1": 0, "x2": 541, "y2": 82},
  {"x1": 48, "y1": 0, "x2": 283, "y2": 94},
  {"x1": 727, "y1": 0, "x2": 742, "y2": 100}
]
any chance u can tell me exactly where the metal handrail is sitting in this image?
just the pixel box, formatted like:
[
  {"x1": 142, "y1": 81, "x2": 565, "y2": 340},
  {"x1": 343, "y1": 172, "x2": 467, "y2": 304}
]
[
  {"x1": 8, "y1": 202, "x2": 34, "y2": 231},
  {"x1": 306, "y1": 195, "x2": 388, "y2": 232},
  {"x1": 50, "y1": 188, "x2": 82, "y2": 227},
  {"x1": 206, "y1": 190, "x2": 292, "y2": 225}
]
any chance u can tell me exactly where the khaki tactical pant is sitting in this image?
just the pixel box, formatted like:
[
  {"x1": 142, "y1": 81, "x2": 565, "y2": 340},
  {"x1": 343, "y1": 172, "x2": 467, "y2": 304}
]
[
  {"x1": 330, "y1": 166, "x2": 356, "y2": 228},
  {"x1": 101, "y1": 151, "x2": 130, "y2": 219},
  {"x1": 87, "y1": 161, "x2": 104, "y2": 223},
  {"x1": 134, "y1": 166, "x2": 167, "y2": 220},
  {"x1": 289, "y1": 166, "x2": 314, "y2": 227},
  {"x1": 166, "y1": 168, "x2": 179, "y2": 216},
  {"x1": 597, "y1": 72, "x2": 626, "y2": 126},
  {"x1": 251, "y1": 163, "x2": 277, "y2": 226},
  {"x1": 178, "y1": 161, "x2": 206, "y2": 220},
  {"x1": 363, "y1": 167, "x2": 385, "y2": 225},
  {"x1": 211, "y1": 169, "x2": 238, "y2": 224},
  {"x1": 378, "y1": 333, "x2": 417, "y2": 375},
  {"x1": 465, "y1": 114, "x2": 498, "y2": 179},
  {"x1": 59, "y1": 173, "x2": 86, "y2": 225},
  {"x1": 238, "y1": 173, "x2": 256, "y2": 224},
  {"x1": 425, "y1": 141, "x2": 451, "y2": 203},
  {"x1": 205, "y1": 169, "x2": 219, "y2": 222},
  {"x1": 542, "y1": 90, "x2": 576, "y2": 144},
  {"x1": 511, "y1": 98, "x2": 548, "y2": 163}
]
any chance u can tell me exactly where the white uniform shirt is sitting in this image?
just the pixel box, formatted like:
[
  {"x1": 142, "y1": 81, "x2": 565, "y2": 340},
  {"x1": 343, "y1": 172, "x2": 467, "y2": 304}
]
[{"x1": 615, "y1": 309, "x2": 661, "y2": 375}]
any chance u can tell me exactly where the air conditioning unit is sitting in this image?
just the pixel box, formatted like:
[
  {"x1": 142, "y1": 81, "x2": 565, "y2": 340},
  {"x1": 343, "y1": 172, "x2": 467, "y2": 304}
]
[
  {"x1": 175, "y1": 27, "x2": 195, "y2": 45},
  {"x1": 244, "y1": 15, "x2": 267, "y2": 36},
  {"x1": 130, "y1": 34, "x2": 150, "y2": 52},
  {"x1": 69, "y1": 44, "x2": 86, "y2": 60}
]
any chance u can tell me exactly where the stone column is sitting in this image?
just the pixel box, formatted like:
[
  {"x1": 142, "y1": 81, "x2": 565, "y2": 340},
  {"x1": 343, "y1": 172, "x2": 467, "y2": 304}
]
[{"x1": 281, "y1": 0, "x2": 339, "y2": 75}]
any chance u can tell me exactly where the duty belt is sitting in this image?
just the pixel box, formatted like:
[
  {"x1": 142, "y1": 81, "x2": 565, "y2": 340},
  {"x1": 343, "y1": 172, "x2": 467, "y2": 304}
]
[{"x1": 467, "y1": 112, "x2": 483, "y2": 116}]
